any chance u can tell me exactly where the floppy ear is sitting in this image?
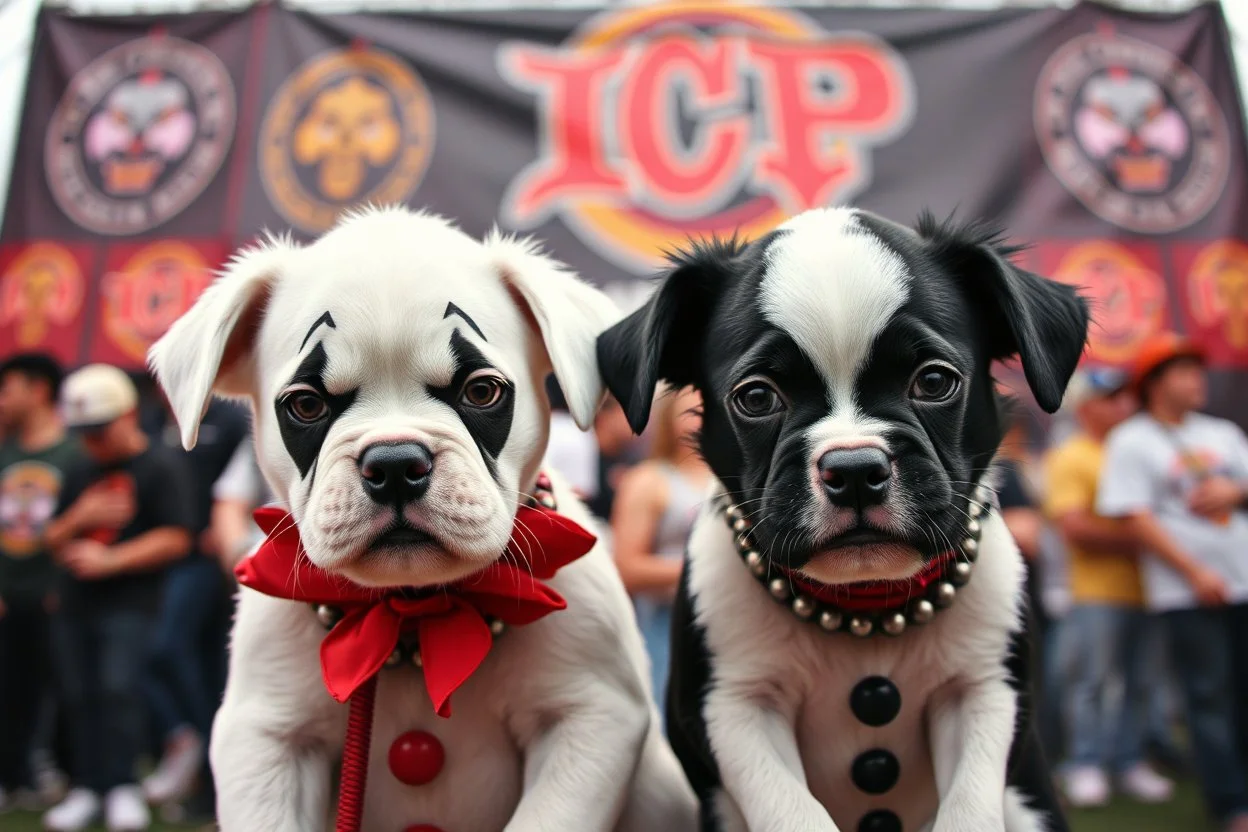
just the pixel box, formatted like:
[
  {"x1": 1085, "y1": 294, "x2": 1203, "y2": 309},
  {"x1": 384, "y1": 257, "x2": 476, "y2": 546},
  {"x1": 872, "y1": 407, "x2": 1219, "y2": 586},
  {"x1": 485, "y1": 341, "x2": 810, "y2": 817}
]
[
  {"x1": 486, "y1": 231, "x2": 619, "y2": 431},
  {"x1": 596, "y1": 238, "x2": 738, "y2": 435},
  {"x1": 147, "y1": 238, "x2": 295, "y2": 449},
  {"x1": 919, "y1": 215, "x2": 1089, "y2": 414}
]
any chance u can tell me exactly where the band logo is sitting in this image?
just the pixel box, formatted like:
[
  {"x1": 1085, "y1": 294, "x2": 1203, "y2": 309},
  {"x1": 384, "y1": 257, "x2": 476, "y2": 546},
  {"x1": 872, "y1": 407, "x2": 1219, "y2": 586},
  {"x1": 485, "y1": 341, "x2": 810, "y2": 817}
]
[
  {"x1": 499, "y1": 1, "x2": 914, "y2": 273},
  {"x1": 100, "y1": 241, "x2": 214, "y2": 362}
]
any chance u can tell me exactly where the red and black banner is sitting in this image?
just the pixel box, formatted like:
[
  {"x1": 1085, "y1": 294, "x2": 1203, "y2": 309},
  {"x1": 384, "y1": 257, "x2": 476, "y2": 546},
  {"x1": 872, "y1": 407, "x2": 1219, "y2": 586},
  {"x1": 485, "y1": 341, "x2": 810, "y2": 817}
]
[{"x1": 2, "y1": 2, "x2": 1247, "y2": 417}]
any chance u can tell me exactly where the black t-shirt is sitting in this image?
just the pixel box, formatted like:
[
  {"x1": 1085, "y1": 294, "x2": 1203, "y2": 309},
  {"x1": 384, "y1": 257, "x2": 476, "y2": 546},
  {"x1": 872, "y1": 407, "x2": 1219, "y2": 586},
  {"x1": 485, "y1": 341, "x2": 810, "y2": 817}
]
[
  {"x1": 56, "y1": 442, "x2": 194, "y2": 611},
  {"x1": 161, "y1": 400, "x2": 249, "y2": 545}
]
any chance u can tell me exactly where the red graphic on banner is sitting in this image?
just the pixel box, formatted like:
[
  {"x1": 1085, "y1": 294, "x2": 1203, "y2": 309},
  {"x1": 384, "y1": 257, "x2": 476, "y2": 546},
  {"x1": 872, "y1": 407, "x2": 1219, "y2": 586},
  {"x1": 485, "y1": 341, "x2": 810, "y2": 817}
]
[
  {"x1": 1033, "y1": 240, "x2": 1169, "y2": 366},
  {"x1": 0, "y1": 242, "x2": 91, "y2": 364},
  {"x1": 89, "y1": 240, "x2": 221, "y2": 365},
  {"x1": 499, "y1": 1, "x2": 914, "y2": 273},
  {"x1": 1171, "y1": 240, "x2": 1248, "y2": 368}
]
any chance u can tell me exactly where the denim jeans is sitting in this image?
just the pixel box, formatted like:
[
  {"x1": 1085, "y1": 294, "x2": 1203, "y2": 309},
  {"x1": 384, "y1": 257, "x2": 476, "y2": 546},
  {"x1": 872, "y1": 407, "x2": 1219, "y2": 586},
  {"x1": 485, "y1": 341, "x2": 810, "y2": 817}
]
[
  {"x1": 0, "y1": 601, "x2": 51, "y2": 790},
  {"x1": 143, "y1": 557, "x2": 227, "y2": 742},
  {"x1": 52, "y1": 603, "x2": 153, "y2": 793},
  {"x1": 1060, "y1": 604, "x2": 1157, "y2": 772},
  {"x1": 1162, "y1": 604, "x2": 1248, "y2": 821}
]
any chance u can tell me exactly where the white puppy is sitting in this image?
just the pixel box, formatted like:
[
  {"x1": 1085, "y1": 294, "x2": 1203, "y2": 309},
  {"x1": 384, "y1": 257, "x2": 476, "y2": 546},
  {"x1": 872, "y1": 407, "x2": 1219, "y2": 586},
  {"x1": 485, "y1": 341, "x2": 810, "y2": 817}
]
[{"x1": 149, "y1": 207, "x2": 694, "y2": 832}]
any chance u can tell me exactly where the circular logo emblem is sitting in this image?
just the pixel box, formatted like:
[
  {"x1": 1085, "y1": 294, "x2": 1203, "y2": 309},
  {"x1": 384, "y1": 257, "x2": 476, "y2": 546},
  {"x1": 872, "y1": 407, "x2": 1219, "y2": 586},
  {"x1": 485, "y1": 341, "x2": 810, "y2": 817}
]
[
  {"x1": 1035, "y1": 31, "x2": 1230, "y2": 234},
  {"x1": 498, "y1": 1, "x2": 914, "y2": 273},
  {"x1": 259, "y1": 48, "x2": 435, "y2": 234},
  {"x1": 101, "y1": 241, "x2": 214, "y2": 362},
  {"x1": 45, "y1": 36, "x2": 236, "y2": 236},
  {"x1": 0, "y1": 243, "x2": 83, "y2": 348},
  {"x1": 1050, "y1": 241, "x2": 1166, "y2": 364},
  {"x1": 1187, "y1": 240, "x2": 1248, "y2": 349},
  {"x1": 0, "y1": 461, "x2": 63, "y2": 558}
]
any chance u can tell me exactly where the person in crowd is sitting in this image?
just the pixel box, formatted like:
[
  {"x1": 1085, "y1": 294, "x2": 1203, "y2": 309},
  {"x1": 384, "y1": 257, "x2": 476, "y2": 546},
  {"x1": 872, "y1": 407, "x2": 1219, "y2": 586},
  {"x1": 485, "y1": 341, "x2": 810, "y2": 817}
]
[
  {"x1": 207, "y1": 436, "x2": 268, "y2": 573},
  {"x1": 141, "y1": 396, "x2": 248, "y2": 818},
  {"x1": 610, "y1": 386, "x2": 710, "y2": 705},
  {"x1": 41, "y1": 365, "x2": 193, "y2": 832},
  {"x1": 589, "y1": 395, "x2": 641, "y2": 522},
  {"x1": 542, "y1": 378, "x2": 599, "y2": 504},
  {"x1": 1044, "y1": 369, "x2": 1175, "y2": 806},
  {"x1": 0, "y1": 354, "x2": 81, "y2": 811},
  {"x1": 1099, "y1": 332, "x2": 1248, "y2": 832}
]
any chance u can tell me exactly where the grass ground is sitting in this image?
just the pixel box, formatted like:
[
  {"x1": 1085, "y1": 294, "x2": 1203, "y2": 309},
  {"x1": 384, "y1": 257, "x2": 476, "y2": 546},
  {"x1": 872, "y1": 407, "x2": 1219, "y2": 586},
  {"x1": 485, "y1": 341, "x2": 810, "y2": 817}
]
[{"x1": 0, "y1": 780, "x2": 1210, "y2": 832}]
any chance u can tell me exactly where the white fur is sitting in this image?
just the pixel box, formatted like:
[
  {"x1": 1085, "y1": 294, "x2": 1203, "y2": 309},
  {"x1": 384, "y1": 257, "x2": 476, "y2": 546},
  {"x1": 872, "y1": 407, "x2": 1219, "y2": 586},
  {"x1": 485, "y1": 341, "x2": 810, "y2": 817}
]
[
  {"x1": 688, "y1": 486, "x2": 1048, "y2": 832},
  {"x1": 149, "y1": 207, "x2": 695, "y2": 831}
]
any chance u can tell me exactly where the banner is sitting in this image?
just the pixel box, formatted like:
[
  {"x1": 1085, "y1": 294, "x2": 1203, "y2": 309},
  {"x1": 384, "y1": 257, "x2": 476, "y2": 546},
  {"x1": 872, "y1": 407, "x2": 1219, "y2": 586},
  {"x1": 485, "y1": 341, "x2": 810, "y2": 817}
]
[{"x1": 2, "y1": 1, "x2": 1246, "y2": 418}]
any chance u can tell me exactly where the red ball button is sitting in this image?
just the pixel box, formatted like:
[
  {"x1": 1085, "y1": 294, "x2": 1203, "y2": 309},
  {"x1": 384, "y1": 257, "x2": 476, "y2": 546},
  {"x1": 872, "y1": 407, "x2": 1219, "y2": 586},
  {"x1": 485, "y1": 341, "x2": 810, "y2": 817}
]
[
  {"x1": 402, "y1": 826, "x2": 444, "y2": 832},
  {"x1": 388, "y1": 731, "x2": 445, "y2": 786}
]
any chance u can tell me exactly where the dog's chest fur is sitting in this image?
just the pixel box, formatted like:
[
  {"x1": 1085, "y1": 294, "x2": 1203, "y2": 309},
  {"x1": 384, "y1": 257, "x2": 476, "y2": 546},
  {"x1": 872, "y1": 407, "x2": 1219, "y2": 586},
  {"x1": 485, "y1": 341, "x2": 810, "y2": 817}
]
[{"x1": 683, "y1": 500, "x2": 1031, "y2": 831}]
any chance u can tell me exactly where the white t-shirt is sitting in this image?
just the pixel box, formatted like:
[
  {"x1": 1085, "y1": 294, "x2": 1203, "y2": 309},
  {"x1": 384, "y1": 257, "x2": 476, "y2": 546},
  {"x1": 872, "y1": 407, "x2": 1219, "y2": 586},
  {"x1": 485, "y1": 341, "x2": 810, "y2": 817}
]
[
  {"x1": 541, "y1": 411, "x2": 598, "y2": 500},
  {"x1": 1097, "y1": 412, "x2": 1248, "y2": 612}
]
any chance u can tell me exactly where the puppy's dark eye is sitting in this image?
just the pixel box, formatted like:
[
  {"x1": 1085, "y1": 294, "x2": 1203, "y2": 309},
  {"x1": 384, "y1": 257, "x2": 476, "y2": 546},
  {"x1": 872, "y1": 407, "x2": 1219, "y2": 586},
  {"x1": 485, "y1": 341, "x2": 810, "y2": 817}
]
[
  {"x1": 284, "y1": 391, "x2": 328, "y2": 423},
  {"x1": 910, "y1": 365, "x2": 961, "y2": 403},
  {"x1": 460, "y1": 372, "x2": 507, "y2": 409},
  {"x1": 732, "y1": 379, "x2": 785, "y2": 418}
]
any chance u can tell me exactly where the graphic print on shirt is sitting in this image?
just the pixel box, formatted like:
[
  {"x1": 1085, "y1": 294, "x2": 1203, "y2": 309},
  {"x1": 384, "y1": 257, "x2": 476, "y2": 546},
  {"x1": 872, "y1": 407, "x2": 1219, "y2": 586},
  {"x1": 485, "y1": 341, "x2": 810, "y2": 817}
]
[
  {"x1": 1169, "y1": 446, "x2": 1233, "y2": 525},
  {"x1": 0, "y1": 461, "x2": 63, "y2": 557}
]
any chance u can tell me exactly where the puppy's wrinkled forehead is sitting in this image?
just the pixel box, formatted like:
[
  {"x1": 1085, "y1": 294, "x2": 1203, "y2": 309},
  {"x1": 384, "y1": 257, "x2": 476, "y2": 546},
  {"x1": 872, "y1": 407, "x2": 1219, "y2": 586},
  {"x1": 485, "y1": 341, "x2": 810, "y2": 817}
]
[{"x1": 759, "y1": 208, "x2": 913, "y2": 392}]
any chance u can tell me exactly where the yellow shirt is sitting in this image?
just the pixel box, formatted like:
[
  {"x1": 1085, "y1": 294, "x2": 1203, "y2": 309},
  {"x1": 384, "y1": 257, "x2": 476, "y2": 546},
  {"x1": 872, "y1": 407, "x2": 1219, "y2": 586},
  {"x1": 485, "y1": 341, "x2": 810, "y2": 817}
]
[{"x1": 1043, "y1": 434, "x2": 1144, "y2": 607}]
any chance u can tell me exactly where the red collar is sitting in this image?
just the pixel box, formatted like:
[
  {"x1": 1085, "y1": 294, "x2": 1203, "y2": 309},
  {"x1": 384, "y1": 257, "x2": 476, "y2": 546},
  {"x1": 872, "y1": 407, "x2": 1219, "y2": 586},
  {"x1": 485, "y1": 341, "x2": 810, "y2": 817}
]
[
  {"x1": 781, "y1": 550, "x2": 960, "y2": 612},
  {"x1": 235, "y1": 498, "x2": 596, "y2": 717}
]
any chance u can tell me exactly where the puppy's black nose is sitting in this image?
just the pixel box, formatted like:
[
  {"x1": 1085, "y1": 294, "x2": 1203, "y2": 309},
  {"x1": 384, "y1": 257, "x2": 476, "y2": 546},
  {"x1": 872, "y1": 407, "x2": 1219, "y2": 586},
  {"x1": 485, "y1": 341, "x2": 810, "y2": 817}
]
[
  {"x1": 359, "y1": 443, "x2": 433, "y2": 505},
  {"x1": 818, "y1": 447, "x2": 892, "y2": 509}
]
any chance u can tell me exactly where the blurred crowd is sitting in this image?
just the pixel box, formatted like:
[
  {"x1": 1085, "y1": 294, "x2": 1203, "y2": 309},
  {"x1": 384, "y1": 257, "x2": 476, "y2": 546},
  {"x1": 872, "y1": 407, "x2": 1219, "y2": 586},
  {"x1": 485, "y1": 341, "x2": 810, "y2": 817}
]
[{"x1": 1, "y1": 330, "x2": 1248, "y2": 831}]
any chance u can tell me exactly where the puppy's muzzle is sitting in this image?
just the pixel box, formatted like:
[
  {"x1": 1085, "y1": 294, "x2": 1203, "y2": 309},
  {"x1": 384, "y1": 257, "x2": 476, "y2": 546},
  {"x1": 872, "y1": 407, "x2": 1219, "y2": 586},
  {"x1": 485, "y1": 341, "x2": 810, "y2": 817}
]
[
  {"x1": 359, "y1": 442, "x2": 434, "y2": 506},
  {"x1": 818, "y1": 447, "x2": 891, "y2": 510}
]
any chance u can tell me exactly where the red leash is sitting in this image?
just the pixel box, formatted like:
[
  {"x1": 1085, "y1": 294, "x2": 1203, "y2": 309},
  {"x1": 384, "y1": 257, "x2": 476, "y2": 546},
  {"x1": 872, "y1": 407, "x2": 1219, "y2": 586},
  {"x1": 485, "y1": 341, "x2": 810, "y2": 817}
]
[{"x1": 336, "y1": 677, "x2": 377, "y2": 832}]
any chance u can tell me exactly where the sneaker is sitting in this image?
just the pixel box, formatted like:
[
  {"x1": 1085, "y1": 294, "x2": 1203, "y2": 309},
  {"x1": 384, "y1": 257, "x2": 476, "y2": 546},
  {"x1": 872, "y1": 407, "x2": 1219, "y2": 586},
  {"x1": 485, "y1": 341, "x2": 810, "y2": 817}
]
[
  {"x1": 141, "y1": 727, "x2": 203, "y2": 804},
  {"x1": 1062, "y1": 765, "x2": 1111, "y2": 808},
  {"x1": 104, "y1": 785, "x2": 150, "y2": 832},
  {"x1": 1117, "y1": 762, "x2": 1175, "y2": 803},
  {"x1": 43, "y1": 788, "x2": 101, "y2": 831}
]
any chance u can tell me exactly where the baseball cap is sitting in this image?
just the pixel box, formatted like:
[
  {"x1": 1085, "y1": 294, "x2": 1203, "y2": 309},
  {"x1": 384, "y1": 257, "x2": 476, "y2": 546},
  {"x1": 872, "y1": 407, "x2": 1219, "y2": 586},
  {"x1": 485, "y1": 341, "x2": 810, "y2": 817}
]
[
  {"x1": 60, "y1": 364, "x2": 138, "y2": 430},
  {"x1": 1130, "y1": 331, "x2": 1204, "y2": 392},
  {"x1": 1061, "y1": 367, "x2": 1128, "y2": 412}
]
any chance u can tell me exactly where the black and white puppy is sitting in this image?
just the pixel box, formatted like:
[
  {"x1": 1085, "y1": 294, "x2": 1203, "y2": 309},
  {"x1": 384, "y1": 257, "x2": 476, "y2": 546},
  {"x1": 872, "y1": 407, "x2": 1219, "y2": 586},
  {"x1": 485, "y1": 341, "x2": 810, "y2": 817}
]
[
  {"x1": 150, "y1": 207, "x2": 695, "y2": 831},
  {"x1": 597, "y1": 208, "x2": 1087, "y2": 832}
]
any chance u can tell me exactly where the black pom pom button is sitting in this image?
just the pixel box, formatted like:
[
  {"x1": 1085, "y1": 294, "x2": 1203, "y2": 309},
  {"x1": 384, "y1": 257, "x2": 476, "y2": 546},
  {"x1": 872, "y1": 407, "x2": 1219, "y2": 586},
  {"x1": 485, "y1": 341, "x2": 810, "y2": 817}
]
[
  {"x1": 858, "y1": 809, "x2": 902, "y2": 832},
  {"x1": 850, "y1": 676, "x2": 901, "y2": 727},
  {"x1": 851, "y1": 748, "x2": 900, "y2": 794}
]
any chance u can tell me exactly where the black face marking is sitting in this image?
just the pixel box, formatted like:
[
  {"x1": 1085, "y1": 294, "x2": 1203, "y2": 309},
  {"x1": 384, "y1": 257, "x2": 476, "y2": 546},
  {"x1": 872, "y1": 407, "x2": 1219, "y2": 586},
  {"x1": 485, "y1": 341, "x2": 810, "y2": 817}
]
[
  {"x1": 598, "y1": 209, "x2": 1087, "y2": 574},
  {"x1": 300, "y1": 311, "x2": 337, "y2": 352},
  {"x1": 443, "y1": 302, "x2": 486, "y2": 341},
  {"x1": 428, "y1": 329, "x2": 513, "y2": 480},
  {"x1": 275, "y1": 343, "x2": 358, "y2": 479}
]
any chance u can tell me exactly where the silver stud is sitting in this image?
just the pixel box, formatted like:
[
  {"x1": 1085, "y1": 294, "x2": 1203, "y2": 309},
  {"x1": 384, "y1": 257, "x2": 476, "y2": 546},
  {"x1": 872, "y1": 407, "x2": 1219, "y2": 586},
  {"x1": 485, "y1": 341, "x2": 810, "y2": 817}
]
[
  {"x1": 962, "y1": 537, "x2": 979, "y2": 559},
  {"x1": 818, "y1": 609, "x2": 843, "y2": 631},
  {"x1": 882, "y1": 613, "x2": 907, "y2": 636},
  {"x1": 768, "y1": 578, "x2": 789, "y2": 601},
  {"x1": 934, "y1": 582, "x2": 957, "y2": 607},
  {"x1": 732, "y1": 517, "x2": 749, "y2": 534},
  {"x1": 849, "y1": 617, "x2": 874, "y2": 637},
  {"x1": 966, "y1": 518, "x2": 981, "y2": 537},
  {"x1": 314, "y1": 604, "x2": 341, "y2": 629},
  {"x1": 384, "y1": 647, "x2": 403, "y2": 667},
  {"x1": 792, "y1": 596, "x2": 815, "y2": 620},
  {"x1": 951, "y1": 561, "x2": 973, "y2": 586},
  {"x1": 489, "y1": 618, "x2": 506, "y2": 636},
  {"x1": 968, "y1": 500, "x2": 984, "y2": 518},
  {"x1": 745, "y1": 550, "x2": 766, "y2": 576},
  {"x1": 411, "y1": 650, "x2": 423, "y2": 669},
  {"x1": 725, "y1": 505, "x2": 742, "y2": 523},
  {"x1": 537, "y1": 493, "x2": 557, "y2": 510},
  {"x1": 910, "y1": 599, "x2": 935, "y2": 624},
  {"x1": 976, "y1": 485, "x2": 992, "y2": 505}
]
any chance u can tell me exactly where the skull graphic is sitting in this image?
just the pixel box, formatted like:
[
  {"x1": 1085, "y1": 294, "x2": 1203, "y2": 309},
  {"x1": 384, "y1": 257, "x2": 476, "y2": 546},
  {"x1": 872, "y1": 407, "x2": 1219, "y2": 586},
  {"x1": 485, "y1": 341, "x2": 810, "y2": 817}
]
[
  {"x1": 82, "y1": 72, "x2": 197, "y2": 195},
  {"x1": 293, "y1": 76, "x2": 401, "y2": 201}
]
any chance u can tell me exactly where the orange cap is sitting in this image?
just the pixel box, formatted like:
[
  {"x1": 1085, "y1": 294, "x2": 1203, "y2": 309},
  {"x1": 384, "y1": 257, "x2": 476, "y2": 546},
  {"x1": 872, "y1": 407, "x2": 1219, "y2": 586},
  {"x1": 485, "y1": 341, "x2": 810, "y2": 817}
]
[{"x1": 1130, "y1": 331, "x2": 1204, "y2": 391}]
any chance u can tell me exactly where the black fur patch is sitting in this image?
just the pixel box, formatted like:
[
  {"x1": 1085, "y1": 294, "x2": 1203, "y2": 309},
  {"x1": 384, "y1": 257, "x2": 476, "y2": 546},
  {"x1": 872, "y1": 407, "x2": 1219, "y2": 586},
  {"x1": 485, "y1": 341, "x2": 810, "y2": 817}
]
[
  {"x1": 275, "y1": 342, "x2": 358, "y2": 479},
  {"x1": 428, "y1": 329, "x2": 513, "y2": 480},
  {"x1": 300, "y1": 311, "x2": 336, "y2": 352},
  {"x1": 443, "y1": 302, "x2": 486, "y2": 341}
]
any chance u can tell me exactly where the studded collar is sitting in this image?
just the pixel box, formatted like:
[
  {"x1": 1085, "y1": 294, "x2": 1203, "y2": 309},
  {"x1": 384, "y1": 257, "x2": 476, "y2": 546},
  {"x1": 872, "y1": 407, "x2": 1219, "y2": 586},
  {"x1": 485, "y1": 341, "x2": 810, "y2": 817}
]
[{"x1": 723, "y1": 482, "x2": 993, "y2": 638}]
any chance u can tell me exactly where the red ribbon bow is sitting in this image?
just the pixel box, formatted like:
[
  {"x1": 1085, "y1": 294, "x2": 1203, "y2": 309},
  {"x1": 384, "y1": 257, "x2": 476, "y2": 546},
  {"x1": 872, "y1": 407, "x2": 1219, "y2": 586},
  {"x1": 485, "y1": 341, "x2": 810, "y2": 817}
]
[{"x1": 236, "y1": 502, "x2": 597, "y2": 717}]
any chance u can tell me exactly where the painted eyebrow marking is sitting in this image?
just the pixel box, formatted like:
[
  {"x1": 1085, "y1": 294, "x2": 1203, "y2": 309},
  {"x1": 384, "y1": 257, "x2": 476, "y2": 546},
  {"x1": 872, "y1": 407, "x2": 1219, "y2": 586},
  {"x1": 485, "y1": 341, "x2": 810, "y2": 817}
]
[
  {"x1": 443, "y1": 302, "x2": 486, "y2": 341},
  {"x1": 300, "y1": 311, "x2": 336, "y2": 352}
]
